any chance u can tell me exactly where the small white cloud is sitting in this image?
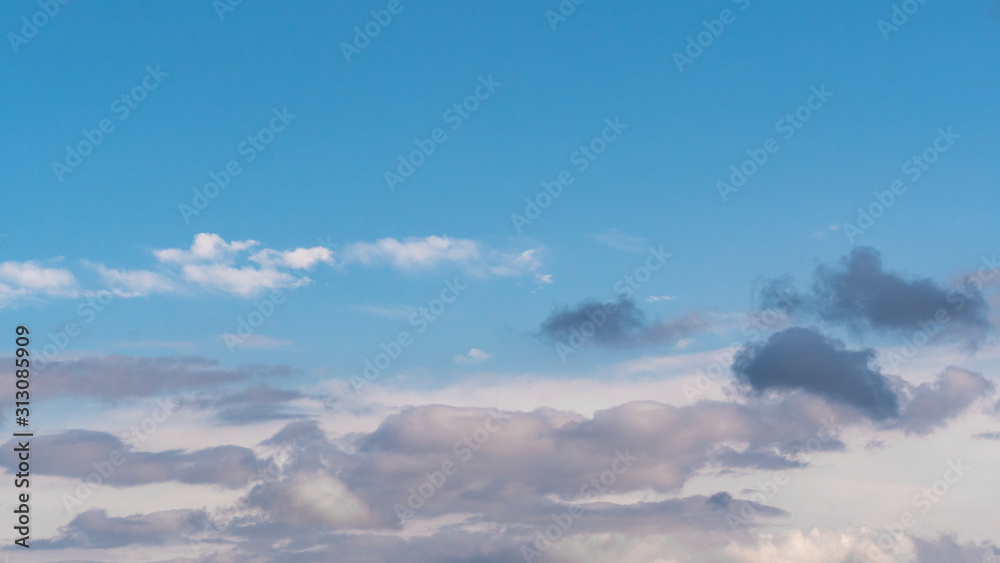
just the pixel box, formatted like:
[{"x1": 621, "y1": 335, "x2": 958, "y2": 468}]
[
  {"x1": 88, "y1": 262, "x2": 176, "y2": 297},
  {"x1": 250, "y1": 246, "x2": 334, "y2": 270},
  {"x1": 182, "y1": 264, "x2": 308, "y2": 297},
  {"x1": 646, "y1": 295, "x2": 676, "y2": 303},
  {"x1": 0, "y1": 261, "x2": 77, "y2": 293},
  {"x1": 534, "y1": 273, "x2": 553, "y2": 285},
  {"x1": 154, "y1": 233, "x2": 259, "y2": 264},
  {"x1": 342, "y1": 236, "x2": 480, "y2": 270},
  {"x1": 454, "y1": 348, "x2": 491, "y2": 364},
  {"x1": 675, "y1": 338, "x2": 695, "y2": 350}
]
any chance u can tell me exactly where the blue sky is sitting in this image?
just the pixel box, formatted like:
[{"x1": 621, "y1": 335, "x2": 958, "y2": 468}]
[{"x1": 2, "y1": 1, "x2": 1000, "y2": 561}]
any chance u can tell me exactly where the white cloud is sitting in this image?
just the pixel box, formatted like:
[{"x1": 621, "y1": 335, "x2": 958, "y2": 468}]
[
  {"x1": 0, "y1": 260, "x2": 76, "y2": 292},
  {"x1": 181, "y1": 264, "x2": 307, "y2": 298},
  {"x1": 154, "y1": 233, "x2": 259, "y2": 264},
  {"x1": 646, "y1": 295, "x2": 676, "y2": 303},
  {"x1": 89, "y1": 263, "x2": 177, "y2": 297},
  {"x1": 250, "y1": 246, "x2": 334, "y2": 270},
  {"x1": 453, "y1": 348, "x2": 491, "y2": 364},
  {"x1": 342, "y1": 236, "x2": 480, "y2": 270}
]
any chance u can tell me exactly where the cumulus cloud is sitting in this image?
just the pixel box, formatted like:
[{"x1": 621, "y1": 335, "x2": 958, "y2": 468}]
[
  {"x1": 733, "y1": 328, "x2": 995, "y2": 428},
  {"x1": 539, "y1": 296, "x2": 710, "y2": 349},
  {"x1": 761, "y1": 247, "x2": 992, "y2": 345},
  {"x1": 733, "y1": 327, "x2": 900, "y2": 419},
  {"x1": 453, "y1": 348, "x2": 491, "y2": 364}
]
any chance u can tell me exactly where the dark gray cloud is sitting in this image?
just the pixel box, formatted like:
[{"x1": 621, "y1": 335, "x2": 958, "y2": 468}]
[
  {"x1": 35, "y1": 509, "x2": 207, "y2": 549},
  {"x1": 974, "y1": 431, "x2": 1000, "y2": 440},
  {"x1": 733, "y1": 327, "x2": 900, "y2": 420},
  {"x1": 9, "y1": 355, "x2": 293, "y2": 401},
  {"x1": 539, "y1": 295, "x2": 708, "y2": 348},
  {"x1": 0, "y1": 430, "x2": 271, "y2": 488},
  {"x1": 763, "y1": 247, "x2": 992, "y2": 345}
]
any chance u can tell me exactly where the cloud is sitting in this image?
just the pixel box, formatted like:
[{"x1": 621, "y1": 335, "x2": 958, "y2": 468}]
[
  {"x1": 453, "y1": 348, "x2": 491, "y2": 364},
  {"x1": 0, "y1": 260, "x2": 78, "y2": 305},
  {"x1": 88, "y1": 262, "x2": 177, "y2": 297},
  {"x1": 646, "y1": 295, "x2": 676, "y2": 303},
  {"x1": 250, "y1": 246, "x2": 334, "y2": 270},
  {"x1": 733, "y1": 327, "x2": 900, "y2": 419},
  {"x1": 207, "y1": 384, "x2": 307, "y2": 424},
  {"x1": 766, "y1": 247, "x2": 992, "y2": 345},
  {"x1": 0, "y1": 430, "x2": 271, "y2": 488},
  {"x1": 24, "y1": 355, "x2": 292, "y2": 400},
  {"x1": 894, "y1": 367, "x2": 995, "y2": 434},
  {"x1": 36, "y1": 509, "x2": 208, "y2": 549},
  {"x1": 539, "y1": 296, "x2": 710, "y2": 349},
  {"x1": 154, "y1": 233, "x2": 259, "y2": 264},
  {"x1": 341, "y1": 236, "x2": 479, "y2": 270},
  {"x1": 341, "y1": 236, "x2": 543, "y2": 278}
]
